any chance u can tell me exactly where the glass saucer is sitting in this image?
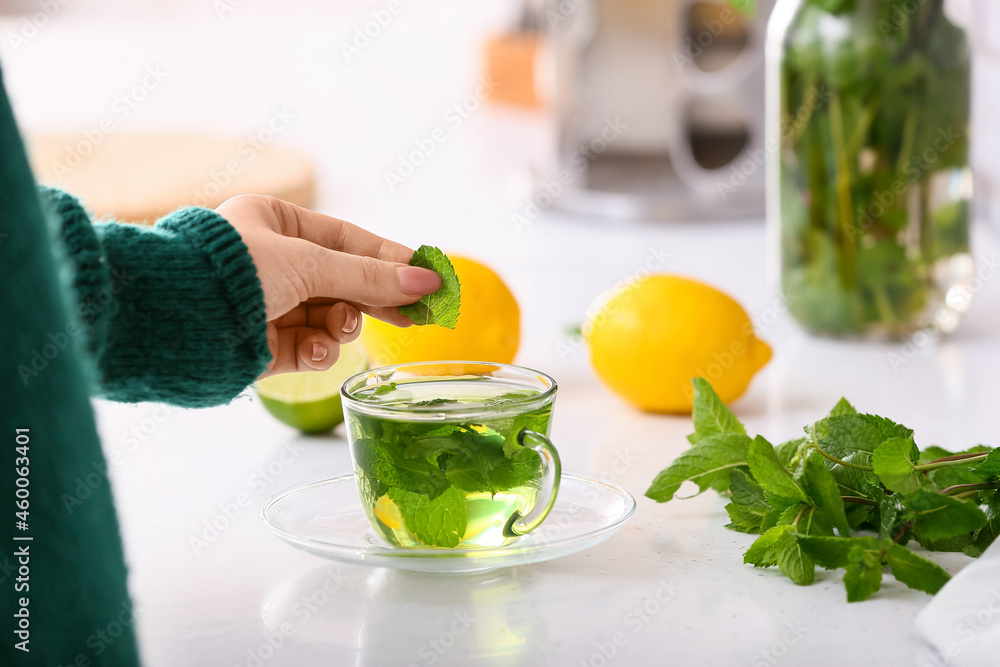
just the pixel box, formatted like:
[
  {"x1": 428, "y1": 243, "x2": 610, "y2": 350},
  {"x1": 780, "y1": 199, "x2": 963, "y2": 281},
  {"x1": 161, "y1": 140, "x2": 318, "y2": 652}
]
[{"x1": 260, "y1": 473, "x2": 636, "y2": 573}]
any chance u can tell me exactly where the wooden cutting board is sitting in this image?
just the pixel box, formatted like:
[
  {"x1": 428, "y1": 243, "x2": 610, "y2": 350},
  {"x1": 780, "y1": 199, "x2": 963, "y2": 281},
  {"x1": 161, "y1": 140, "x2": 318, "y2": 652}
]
[{"x1": 26, "y1": 132, "x2": 316, "y2": 223}]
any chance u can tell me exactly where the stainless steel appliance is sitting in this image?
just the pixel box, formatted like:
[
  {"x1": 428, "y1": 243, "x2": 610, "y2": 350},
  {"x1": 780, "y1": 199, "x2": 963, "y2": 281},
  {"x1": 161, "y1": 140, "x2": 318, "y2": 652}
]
[{"x1": 536, "y1": 0, "x2": 775, "y2": 220}]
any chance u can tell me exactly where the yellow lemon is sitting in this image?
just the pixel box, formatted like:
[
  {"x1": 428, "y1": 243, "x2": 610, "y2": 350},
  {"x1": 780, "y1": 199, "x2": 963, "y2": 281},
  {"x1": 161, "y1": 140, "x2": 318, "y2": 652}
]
[
  {"x1": 373, "y1": 495, "x2": 403, "y2": 530},
  {"x1": 255, "y1": 341, "x2": 368, "y2": 434},
  {"x1": 585, "y1": 275, "x2": 771, "y2": 414},
  {"x1": 362, "y1": 256, "x2": 520, "y2": 366}
]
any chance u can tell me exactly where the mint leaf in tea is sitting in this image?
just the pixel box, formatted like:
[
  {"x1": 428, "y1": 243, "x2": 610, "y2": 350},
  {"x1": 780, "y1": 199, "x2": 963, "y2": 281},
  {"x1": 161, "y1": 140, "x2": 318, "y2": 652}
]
[{"x1": 347, "y1": 379, "x2": 552, "y2": 548}]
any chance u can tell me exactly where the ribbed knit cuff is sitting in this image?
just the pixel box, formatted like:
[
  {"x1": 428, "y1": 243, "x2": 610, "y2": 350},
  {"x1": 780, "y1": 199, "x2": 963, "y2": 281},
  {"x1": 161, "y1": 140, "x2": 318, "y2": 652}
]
[
  {"x1": 42, "y1": 187, "x2": 271, "y2": 407},
  {"x1": 158, "y1": 207, "x2": 271, "y2": 383},
  {"x1": 36, "y1": 185, "x2": 115, "y2": 361}
]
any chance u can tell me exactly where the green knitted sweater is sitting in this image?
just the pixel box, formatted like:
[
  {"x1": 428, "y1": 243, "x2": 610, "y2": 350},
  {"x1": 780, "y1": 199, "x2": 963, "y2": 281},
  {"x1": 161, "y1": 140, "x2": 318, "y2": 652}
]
[{"x1": 0, "y1": 67, "x2": 271, "y2": 664}]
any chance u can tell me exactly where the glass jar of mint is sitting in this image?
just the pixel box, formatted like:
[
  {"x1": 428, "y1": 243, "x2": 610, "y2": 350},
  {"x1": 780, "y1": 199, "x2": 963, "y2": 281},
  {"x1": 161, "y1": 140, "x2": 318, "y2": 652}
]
[{"x1": 766, "y1": 0, "x2": 974, "y2": 338}]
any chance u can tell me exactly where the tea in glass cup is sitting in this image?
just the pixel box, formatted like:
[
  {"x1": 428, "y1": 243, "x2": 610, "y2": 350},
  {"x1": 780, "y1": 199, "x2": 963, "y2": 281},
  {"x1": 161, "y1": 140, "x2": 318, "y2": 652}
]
[{"x1": 340, "y1": 362, "x2": 561, "y2": 549}]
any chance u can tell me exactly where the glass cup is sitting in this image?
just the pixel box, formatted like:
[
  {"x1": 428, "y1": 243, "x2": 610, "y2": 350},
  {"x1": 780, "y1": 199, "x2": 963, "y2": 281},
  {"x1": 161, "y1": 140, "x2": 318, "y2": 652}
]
[{"x1": 340, "y1": 362, "x2": 562, "y2": 549}]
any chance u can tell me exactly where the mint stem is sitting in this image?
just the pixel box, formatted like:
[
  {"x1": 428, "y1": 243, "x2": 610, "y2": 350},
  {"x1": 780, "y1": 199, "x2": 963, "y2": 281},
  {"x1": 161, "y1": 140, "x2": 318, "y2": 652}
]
[
  {"x1": 941, "y1": 481, "x2": 1000, "y2": 496},
  {"x1": 915, "y1": 453, "x2": 988, "y2": 472},
  {"x1": 842, "y1": 496, "x2": 878, "y2": 507},
  {"x1": 924, "y1": 452, "x2": 990, "y2": 464},
  {"x1": 893, "y1": 520, "x2": 913, "y2": 544},
  {"x1": 810, "y1": 445, "x2": 874, "y2": 471}
]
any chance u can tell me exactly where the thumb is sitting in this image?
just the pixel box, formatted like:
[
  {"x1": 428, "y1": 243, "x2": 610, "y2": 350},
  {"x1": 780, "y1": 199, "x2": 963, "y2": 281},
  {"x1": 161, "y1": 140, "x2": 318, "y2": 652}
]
[{"x1": 300, "y1": 242, "x2": 442, "y2": 306}]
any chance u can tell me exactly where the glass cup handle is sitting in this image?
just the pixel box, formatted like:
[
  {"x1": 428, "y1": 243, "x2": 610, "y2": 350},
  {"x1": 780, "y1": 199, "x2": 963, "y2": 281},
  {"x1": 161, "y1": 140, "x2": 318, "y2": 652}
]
[{"x1": 503, "y1": 429, "x2": 562, "y2": 538}]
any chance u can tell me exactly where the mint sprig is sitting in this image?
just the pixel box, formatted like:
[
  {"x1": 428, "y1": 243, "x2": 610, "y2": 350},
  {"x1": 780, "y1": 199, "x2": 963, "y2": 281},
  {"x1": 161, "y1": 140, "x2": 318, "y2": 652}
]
[
  {"x1": 647, "y1": 379, "x2": 1000, "y2": 601},
  {"x1": 398, "y1": 245, "x2": 461, "y2": 328}
]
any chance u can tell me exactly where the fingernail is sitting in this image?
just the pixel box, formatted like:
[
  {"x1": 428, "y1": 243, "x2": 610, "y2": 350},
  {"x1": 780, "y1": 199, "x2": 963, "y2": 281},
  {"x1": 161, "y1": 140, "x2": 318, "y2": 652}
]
[
  {"x1": 397, "y1": 266, "x2": 442, "y2": 295},
  {"x1": 267, "y1": 337, "x2": 276, "y2": 359},
  {"x1": 342, "y1": 310, "x2": 359, "y2": 334},
  {"x1": 311, "y1": 342, "x2": 327, "y2": 362}
]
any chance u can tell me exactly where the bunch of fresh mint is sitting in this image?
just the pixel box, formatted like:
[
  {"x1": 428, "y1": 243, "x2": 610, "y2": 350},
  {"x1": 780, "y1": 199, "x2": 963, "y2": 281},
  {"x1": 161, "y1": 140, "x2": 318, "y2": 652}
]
[{"x1": 646, "y1": 379, "x2": 999, "y2": 601}]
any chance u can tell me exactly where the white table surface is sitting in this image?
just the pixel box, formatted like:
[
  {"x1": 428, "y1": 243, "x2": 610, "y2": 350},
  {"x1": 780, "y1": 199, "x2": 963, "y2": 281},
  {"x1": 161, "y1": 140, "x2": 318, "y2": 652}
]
[
  {"x1": 89, "y1": 219, "x2": 1000, "y2": 667},
  {"x1": 4, "y1": 3, "x2": 1000, "y2": 665}
]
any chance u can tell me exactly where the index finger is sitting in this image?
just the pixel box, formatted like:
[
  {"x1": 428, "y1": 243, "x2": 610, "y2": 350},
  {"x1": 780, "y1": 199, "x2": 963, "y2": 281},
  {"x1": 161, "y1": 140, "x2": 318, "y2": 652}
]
[{"x1": 268, "y1": 197, "x2": 414, "y2": 264}]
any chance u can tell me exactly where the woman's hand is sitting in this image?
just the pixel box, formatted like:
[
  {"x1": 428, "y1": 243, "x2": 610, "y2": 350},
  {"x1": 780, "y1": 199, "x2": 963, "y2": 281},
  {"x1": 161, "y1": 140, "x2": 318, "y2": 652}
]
[{"x1": 217, "y1": 195, "x2": 440, "y2": 378}]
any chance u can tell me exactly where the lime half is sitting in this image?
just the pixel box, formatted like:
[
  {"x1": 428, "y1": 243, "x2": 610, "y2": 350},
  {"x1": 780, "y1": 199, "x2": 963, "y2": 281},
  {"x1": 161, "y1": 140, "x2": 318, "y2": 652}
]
[{"x1": 255, "y1": 342, "x2": 368, "y2": 434}]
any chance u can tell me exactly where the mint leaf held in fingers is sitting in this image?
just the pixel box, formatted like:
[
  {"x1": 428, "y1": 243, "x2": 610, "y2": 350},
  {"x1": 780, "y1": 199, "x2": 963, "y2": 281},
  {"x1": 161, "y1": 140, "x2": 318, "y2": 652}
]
[{"x1": 398, "y1": 245, "x2": 461, "y2": 328}]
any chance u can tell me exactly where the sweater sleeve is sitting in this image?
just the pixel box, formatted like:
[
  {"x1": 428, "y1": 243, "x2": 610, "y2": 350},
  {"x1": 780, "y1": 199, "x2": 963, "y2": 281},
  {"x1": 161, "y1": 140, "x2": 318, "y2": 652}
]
[{"x1": 38, "y1": 186, "x2": 271, "y2": 407}]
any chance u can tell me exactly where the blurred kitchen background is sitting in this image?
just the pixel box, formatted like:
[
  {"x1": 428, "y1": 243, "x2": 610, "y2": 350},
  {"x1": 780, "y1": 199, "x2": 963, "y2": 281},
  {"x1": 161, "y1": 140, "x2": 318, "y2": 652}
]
[
  {"x1": 0, "y1": 0, "x2": 996, "y2": 364},
  {"x1": 4, "y1": 0, "x2": 996, "y2": 220},
  {"x1": 0, "y1": 0, "x2": 781, "y2": 221}
]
